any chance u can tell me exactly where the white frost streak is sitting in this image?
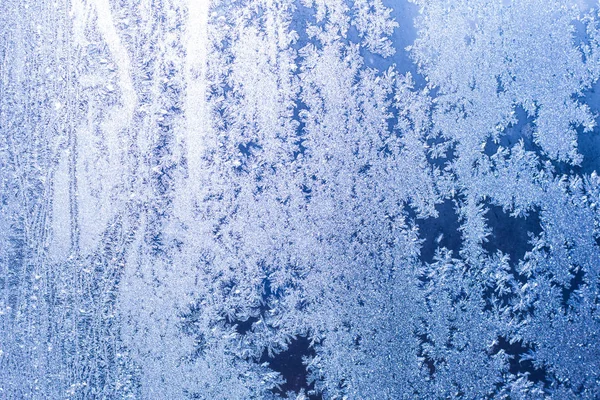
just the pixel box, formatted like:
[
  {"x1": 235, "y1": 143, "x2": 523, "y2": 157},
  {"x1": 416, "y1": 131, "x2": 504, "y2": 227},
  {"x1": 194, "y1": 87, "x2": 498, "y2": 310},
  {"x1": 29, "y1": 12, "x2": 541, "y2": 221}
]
[
  {"x1": 183, "y1": 0, "x2": 210, "y2": 194},
  {"x1": 49, "y1": 148, "x2": 71, "y2": 260},
  {"x1": 93, "y1": 0, "x2": 136, "y2": 168},
  {"x1": 170, "y1": 0, "x2": 211, "y2": 306},
  {"x1": 93, "y1": 0, "x2": 137, "y2": 122},
  {"x1": 71, "y1": 0, "x2": 91, "y2": 47},
  {"x1": 76, "y1": 0, "x2": 137, "y2": 254}
]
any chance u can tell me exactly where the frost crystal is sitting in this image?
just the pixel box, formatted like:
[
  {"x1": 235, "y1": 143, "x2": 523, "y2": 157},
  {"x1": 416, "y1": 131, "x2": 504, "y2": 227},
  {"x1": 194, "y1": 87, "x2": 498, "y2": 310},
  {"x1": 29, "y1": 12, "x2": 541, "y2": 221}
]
[{"x1": 1, "y1": 0, "x2": 600, "y2": 398}]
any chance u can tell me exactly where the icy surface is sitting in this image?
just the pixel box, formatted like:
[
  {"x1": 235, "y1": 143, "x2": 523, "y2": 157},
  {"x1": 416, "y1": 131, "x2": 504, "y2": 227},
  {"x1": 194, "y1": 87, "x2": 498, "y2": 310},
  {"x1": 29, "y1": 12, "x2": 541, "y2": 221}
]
[{"x1": 2, "y1": 0, "x2": 600, "y2": 398}]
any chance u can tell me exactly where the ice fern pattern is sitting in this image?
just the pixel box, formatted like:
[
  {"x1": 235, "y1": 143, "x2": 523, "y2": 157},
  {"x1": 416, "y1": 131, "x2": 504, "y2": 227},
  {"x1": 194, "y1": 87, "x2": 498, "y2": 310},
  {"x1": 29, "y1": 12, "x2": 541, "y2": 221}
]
[{"x1": 1, "y1": 0, "x2": 600, "y2": 399}]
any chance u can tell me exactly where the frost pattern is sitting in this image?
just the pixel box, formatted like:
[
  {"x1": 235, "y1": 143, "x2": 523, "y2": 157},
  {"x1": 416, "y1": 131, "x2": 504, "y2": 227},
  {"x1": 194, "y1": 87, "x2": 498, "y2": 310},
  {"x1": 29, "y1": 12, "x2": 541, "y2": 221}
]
[{"x1": 1, "y1": 0, "x2": 600, "y2": 399}]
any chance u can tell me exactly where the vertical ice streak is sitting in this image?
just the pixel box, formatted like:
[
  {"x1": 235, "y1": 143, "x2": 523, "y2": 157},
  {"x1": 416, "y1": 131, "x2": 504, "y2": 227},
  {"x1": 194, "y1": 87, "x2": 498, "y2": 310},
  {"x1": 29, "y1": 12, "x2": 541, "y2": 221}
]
[
  {"x1": 92, "y1": 0, "x2": 137, "y2": 120},
  {"x1": 49, "y1": 148, "x2": 71, "y2": 261},
  {"x1": 183, "y1": 0, "x2": 210, "y2": 191},
  {"x1": 73, "y1": 0, "x2": 138, "y2": 254}
]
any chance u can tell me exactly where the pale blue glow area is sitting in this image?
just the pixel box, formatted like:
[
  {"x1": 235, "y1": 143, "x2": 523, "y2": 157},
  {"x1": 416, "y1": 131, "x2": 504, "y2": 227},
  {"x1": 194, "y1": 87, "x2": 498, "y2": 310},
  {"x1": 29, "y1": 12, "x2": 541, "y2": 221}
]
[{"x1": 1, "y1": 1, "x2": 600, "y2": 399}]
